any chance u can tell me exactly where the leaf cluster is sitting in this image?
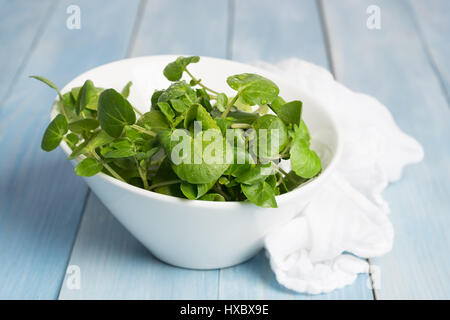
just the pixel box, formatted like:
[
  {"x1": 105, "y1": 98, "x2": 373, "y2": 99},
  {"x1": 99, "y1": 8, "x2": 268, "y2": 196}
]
[{"x1": 33, "y1": 56, "x2": 321, "y2": 208}]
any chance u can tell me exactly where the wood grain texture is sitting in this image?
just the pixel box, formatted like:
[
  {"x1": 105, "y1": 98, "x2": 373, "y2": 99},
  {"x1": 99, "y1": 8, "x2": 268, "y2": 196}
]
[
  {"x1": 410, "y1": 0, "x2": 450, "y2": 102},
  {"x1": 131, "y1": 0, "x2": 228, "y2": 57},
  {"x1": 59, "y1": 0, "x2": 229, "y2": 300},
  {"x1": 230, "y1": 0, "x2": 329, "y2": 69},
  {"x1": 0, "y1": 0, "x2": 139, "y2": 299},
  {"x1": 59, "y1": 194, "x2": 219, "y2": 299},
  {"x1": 219, "y1": 0, "x2": 373, "y2": 300},
  {"x1": 321, "y1": 0, "x2": 450, "y2": 299},
  {"x1": 0, "y1": 0, "x2": 53, "y2": 101}
]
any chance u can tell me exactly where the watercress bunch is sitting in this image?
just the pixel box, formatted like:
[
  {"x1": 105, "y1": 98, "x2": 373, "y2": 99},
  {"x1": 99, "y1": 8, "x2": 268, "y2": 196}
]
[{"x1": 33, "y1": 56, "x2": 321, "y2": 208}]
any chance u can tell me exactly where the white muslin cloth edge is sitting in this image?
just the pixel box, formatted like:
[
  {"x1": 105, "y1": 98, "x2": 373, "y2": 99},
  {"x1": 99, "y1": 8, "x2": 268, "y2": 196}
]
[{"x1": 251, "y1": 59, "x2": 424, "y2": 294}]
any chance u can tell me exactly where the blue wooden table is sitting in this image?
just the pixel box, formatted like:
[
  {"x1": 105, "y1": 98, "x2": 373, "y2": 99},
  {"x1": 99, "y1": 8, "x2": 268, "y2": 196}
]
[{"x1": 1, "y1": 0, "x2": 449, "y2": 300}]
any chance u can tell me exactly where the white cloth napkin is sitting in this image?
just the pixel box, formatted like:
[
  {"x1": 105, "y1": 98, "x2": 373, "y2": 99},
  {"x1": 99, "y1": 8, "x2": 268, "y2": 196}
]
[{"x1": 253, "y1": 59, "x2": 424, "y2": 294}]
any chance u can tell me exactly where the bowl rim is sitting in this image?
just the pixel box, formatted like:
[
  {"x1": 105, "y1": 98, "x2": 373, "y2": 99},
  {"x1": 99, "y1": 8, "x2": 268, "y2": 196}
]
[{"x1": 52, "y1": 54, "x2": 342, "y2": 208}]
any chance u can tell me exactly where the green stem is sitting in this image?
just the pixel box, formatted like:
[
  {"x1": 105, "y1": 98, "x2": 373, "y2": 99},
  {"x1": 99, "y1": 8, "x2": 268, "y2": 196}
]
[
  {"x1": 278, "y1": 140, "x2": 292, "y2": 158},
  {"x1": 148, "y1": 179, "x2": 181, "y2": 191},
  {"x1": 130, "y1": 124, "x2": 157, "y2": 137},
  {"x1": 149, "y1": 154, "x2": 166, "y2": 167},
  {"x1": 56, "y1": 91, "x2": 71, "y2": 120},
  {"x1": 213, "y1": 183, "x2": 230, "y2": 201},
  {"x1": 272, "y1": 162, "x2": 297, "y2": 185},
  {"x1": 221, "y1": 93, "x2": 240, "y2": 118},
  {"x1": 133, "y1": 144, "x2": 149, "y2": 190},
  {"x1": 185, "y1": 69, "x2": 220, "y2": 95},
  {"x1": 132, "y1": 106, "x2": 143, "y2": 116},
  {"x1": 230, "y1": 123, "x2": 252, "y2": 129},
  {"x1": 91, "y1": 151, "x2": 126, "y2": 183},
  {"x1": 135, "y1": 157, "x2": 149, "y2": 190}
]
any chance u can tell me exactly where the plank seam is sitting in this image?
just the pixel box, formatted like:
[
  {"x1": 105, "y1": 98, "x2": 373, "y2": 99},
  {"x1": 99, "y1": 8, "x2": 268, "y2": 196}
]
[
  {"x1": 226, "y1": 0, "x2": 235, "y2": 60},
  {"x1": 0, "y1": 0, "x2": 56, "y2": 105},
  {"x1": 317, "y1": 0, "x2": 375, "y2": 300},
  {"x1": 56, "y1": 189, "x2": 91, "y2": 299},
  {"x1": 58, "y1": 0, "x2": 145, "y2": 298},
  {"x1": 219, "y1": 0, "x2": 235, "y2": 299},
  {"x1": 408, "y1": 2, "x2": 450, "y2": 107},
  {"x1": 125, "y1": 0, "x2": 148, "y2": 58},
  {"x1": 368, "y1": 258, "x2": 377, "y2": 300},
  {"x1": 316, "y1": 0, "x2": 336, "y2": 76},
  {"x1": 217, "y1": 269, "x2": 221, "y2": 300}
]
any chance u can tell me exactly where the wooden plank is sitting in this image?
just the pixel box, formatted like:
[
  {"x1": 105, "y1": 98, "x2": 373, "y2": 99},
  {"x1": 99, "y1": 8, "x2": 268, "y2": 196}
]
[
  {"x1": 230, "y1": 0, "x2": 329, "y2": 69},
  {"x1": 131, "y1": 0, "x2": 228, "y2": 57},
  {"x1": 0, "y1": 0, "x2": 53, "y2": 101},
  {"x1": 219, "y1": 0, "x2": 374, "y2": 300},
  {"x1": 410, "y1": 0, "x2": 450, "y2": 102},
  {"x1": 59, "y1": 194, "x2": 218, "y2": 299},
  {"x1": 0, "y1": 0, "x2": 139, "y2": 299},
  {"x1": 219, "y1": 251, "x2": 373, "y2": 300},
  {"x1": 59, "y1": 0, "x2": 228, "y2": 299},
  {"x1": 321, "y1": 0, "x2": 450, "y2": 299}
]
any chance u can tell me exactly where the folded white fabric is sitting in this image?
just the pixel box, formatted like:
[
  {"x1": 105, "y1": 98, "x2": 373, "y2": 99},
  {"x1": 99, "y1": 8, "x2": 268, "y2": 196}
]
[{"x1": 253, "y1": 59, "x2": 424, "y2": 294}]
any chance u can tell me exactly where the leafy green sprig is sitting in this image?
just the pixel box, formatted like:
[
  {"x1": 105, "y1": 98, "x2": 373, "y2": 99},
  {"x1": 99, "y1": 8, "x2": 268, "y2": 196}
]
[{"x1": 33, "y1": 56, "x2": 321, "y2": 208}]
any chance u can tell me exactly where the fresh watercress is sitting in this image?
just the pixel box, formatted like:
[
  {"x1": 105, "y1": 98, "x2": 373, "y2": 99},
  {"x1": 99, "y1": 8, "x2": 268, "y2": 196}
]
[
  {"x1": 41, "y1": 114, "x2": 68, "y2": 151},
  {"x1": 33, "y1": 56, "x2": 322, "y2": 208}
]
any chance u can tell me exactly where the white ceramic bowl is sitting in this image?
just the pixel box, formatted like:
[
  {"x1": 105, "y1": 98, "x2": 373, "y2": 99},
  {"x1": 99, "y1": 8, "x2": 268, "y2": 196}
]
[{"x1": 51, "y1": 55, "x2": 341, "y2": 269}]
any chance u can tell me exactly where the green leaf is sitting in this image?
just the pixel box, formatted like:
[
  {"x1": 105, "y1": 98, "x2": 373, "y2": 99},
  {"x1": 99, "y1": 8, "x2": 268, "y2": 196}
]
[
  {"x1": 279, "y1": 171, "x2": 308, "y2": 194},
  {"x1": 172, "y1": 115, "x2": 185, "y2": 127},
  {"x1": 199, "y1": 193, "x2": 225, "y2": 201},
  {"x1": 170, "y1": 99, "x2": 189, "y2": 113},
  {"x1": 226, "y1": 73, "x2": 279, "y2": 106},
  {"x1": 268, "y1": 96, "x2": 286, "y2": 114},
  {"x1": 65, "y1": 133, "x2": 79, "y2": 149},
  {"x1": 103, "y1": 148, "x2": 136, "y2": 159},
  {"x1": 136, "y1": 110, "x2": 170, "y2": 133},
  {"x1": 252, "y1": 114, "x2": 288, "y2": 159},
  {"x1": 234, "y1": 96, "x2": 253, "y2": 112},
  {"x1": 68, "y1": 118, "x2": 99, "y2": 133},
  {"x1": 160, "y1": 130, "x2": 229, "y2": 184},
  {"x1": 163, "y1": 56, "x2": 200, "y2": 81},
  {"x1": 215, "y1": 93, "x2": 228, "y2": 112},
  {"x1": 157, "y1": 101, "x2": 175, "y2": 122},
  {"x1": 151, "y1": 90, "x2": 164, "y2": 110},
  {"x1": 180, "y1": 180, "x2": 215, "y2": 200},
  {"x1": 290, "y1": 125, "x2": 321, "y2": 178},
  {"x1": 136, "y1": 147, "x2": 159, "y2": 161},
  {"x1": 214, "y1": 117, "x2": 233, "y2": 135},
  {"x1": 278, "y1": 100, "x2": 302, "y2": 126},
  {"x1": 76, "y1": 80, "x2": 96, "y2": 115},
  {"x1": 218, "y1": 176, "x2": 230, "y2": 184},
  {"x1": 241, "y1": 181, "x2": 277, "y2": 208},
  {"x1": 151, "y1": 158, "x2": 184, "y2": 197},
  {"x1": 41, "y1": 114, "x2": 68, "y2": 151},
  {"x1": 98, "y1": 89, "x2": 136, "y2": 137},
  {"x1": 71, "y1": 87, "x2": 81, "y2": 102},
  {"x1": 235, "y1": 162, "x2": 274, "y2": 185},
  {"x1": 121, "y1": 81, "x2": 133, "y2": 98},
  {"x1": 62, "y1": 91, "x2": 76, "y2": 109},
  {"x1": 184, "y1": 103, "x2": 219, "y2": 131},
  {"x1": 180, "y1": 183, "x2": 197, "y2": 199},
  {"x1": 196, "y1": 88, "x2": 212, "y2": 111},
  {"x1": 227, "y1": 110, "x2": 259, "y2": 124},
  {"x1": 84, "y1": 90, "x2": 102, "y2": 111},
  {"x1": 158, "y1": 81, "x2": 197, "y2": 105},
  {"x1": 30, "y1": 75, "x2": 62, "y2": 99},
  {"x1": 296, "y1": 120, "x2": 311, "y2": 142},
  {"x1": 74, "y1": 157, "x2": 103, "y2": 177},
  {"x1": 68, "y1": 130, "x2": 114, "y2": 159}
]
